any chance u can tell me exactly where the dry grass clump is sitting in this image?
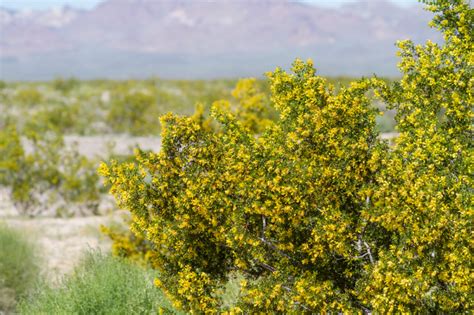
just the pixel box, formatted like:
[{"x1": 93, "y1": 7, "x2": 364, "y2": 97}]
[{"x1": 0, "y1": 223, "x2": 41, "y2": 313}]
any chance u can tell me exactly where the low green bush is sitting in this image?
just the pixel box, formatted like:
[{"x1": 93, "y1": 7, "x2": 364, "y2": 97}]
[
  {"x1": 52, "y1": 77, "x2": 79, "y2": 94},
  {"x1": 14, "y1": 88, "x2": 43, "y2": 107},
  {"x1": 107, "y1": 90, "x2": 160, "y2": 135},
  {"x1": 18, "y1": 251, "x2": 179, "y2": 315},
  {"x1": 24, "y1": 105, "x2": 80, "y2": 134},
  {"x1": 0, "y1": 223, "x2": 40, "y2": 313}
]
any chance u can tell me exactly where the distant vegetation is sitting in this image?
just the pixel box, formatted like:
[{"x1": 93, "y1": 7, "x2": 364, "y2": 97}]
[
  {"x1": 1, "y1": 78, "x2": 238, "y2": 136},
  {"x1": 0, "y1": 76, "x2": 395, "y2": 136},
  {"x1": 0, "y1": 127, "x2": 102, "y2": 217}
]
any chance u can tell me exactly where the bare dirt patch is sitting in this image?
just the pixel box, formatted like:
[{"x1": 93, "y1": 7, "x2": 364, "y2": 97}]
[{"x1": 1, "y1": 213, "x2": 125, "y2": 284}]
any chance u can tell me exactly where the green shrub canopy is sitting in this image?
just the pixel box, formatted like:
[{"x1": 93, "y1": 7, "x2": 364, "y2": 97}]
[{"x1": 101, "y1": 0, "x2": 473, "y2": 312}]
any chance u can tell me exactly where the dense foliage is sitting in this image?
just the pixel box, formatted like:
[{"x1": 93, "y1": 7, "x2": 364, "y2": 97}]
[
  {"x1": 358, "y1": 0, "x2": 473, "y2": 310},
  {"x1": 101, "y1": 0, "x2": 473, "y2": 313},
  {"x1": 101, "y1": 220, "x2": 154, "y2": 265}
]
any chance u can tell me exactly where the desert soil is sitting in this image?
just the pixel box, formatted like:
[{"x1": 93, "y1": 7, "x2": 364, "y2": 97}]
[
  {"x1": 2, "y1": 215, "x2": 120, "y2": 284},
  {"x1": 22, "y1": 135, "x2": 162, "y2": 159},
  {"x1": 1, "y1": 191, "x2": 126, "y2": 284}
]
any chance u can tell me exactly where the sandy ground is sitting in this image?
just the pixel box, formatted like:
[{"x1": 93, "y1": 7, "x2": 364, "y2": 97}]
[
  {"x1": 1, "y1": 188, "x2": 126, "y2": 284},
  {"x1": 1, "y1": 213, "x2": 127, "y2": 284},
  {"x1": 22, "y1": 135, "x2": 162, "y2": 159}
]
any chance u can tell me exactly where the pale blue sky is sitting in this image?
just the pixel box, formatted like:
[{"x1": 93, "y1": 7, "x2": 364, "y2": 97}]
[{"x1": 1, "y1": 0, "x2": 421, "y2": 11}]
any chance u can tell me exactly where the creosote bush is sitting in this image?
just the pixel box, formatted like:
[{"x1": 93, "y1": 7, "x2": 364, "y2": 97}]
[
  {"x1": 101, "y1": 0, "x2": 472, "y2": 313},
  {"x1": 101, "y1": 221, "x2": 154, "y2": 266}
]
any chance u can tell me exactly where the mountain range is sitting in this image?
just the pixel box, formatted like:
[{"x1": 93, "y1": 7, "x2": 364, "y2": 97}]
[{"x1": 0, "y1": 0, "x2": 440, "y2": 80}]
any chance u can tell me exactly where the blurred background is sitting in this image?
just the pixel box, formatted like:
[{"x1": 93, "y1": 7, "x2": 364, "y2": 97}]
[{"x1": 0, "y1": 0, "x2": 440, "y2": 80}]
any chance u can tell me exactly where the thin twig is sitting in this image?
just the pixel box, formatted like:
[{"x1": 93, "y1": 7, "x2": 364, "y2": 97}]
[{"x1": 364, "y1": 241, "x2": 375, "y2": 264}]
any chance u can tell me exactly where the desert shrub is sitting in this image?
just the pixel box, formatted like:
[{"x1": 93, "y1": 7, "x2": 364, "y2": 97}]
[
  {"x1": 102, "y1": 218, "x2": 246, "y2": 311},
  {"x1": 187, "y1": 78, "x2": 274, "y2": 134},
  {"x1": 0, "y1": 127, "x2": 102, "y2": 217},
  {"x1": 101, "y1": 220, "x2": 154, "y2": 266},
  {"x1": 17, "y1": 251, "x2": 179, "y2": 315},
  {"x1": 357, "y1": 0, "x2": 473, "y2": 311},
  {"x1": 14, "y1": 88, "x2": 43, "y2": 107},
  {"x1": 24, "y1": 104, "x2": 80, "y2": 134},
  {"x1": 101, "y1": 0, "x2": 472, "y2": 313},
  {"x1": 213, "y1": 78, "x2": 274, "y2": 134},
  {"x1": 107, "y1": 90, "x2": 160, "y2": 135},
  {"x1": 0, "y1": 224, "x2": 40, "y2": 312},
  {"x1": 101, "y1": 78, "x2": 276, "y2": 268},
  {"x1": 102, "y1": 59, "x2": 385, "y2": 313},
  {"x1": 52, "y1": 77, "x2": 79, "y2": 94},
  {"x1": 0, "y1": 125, "x2": 24, "y2": 186}
]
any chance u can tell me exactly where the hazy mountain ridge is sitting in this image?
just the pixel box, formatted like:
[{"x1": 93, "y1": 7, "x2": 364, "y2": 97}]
[{"x1": 0, "y1": 0, "x2": 440, "y2": 80}]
